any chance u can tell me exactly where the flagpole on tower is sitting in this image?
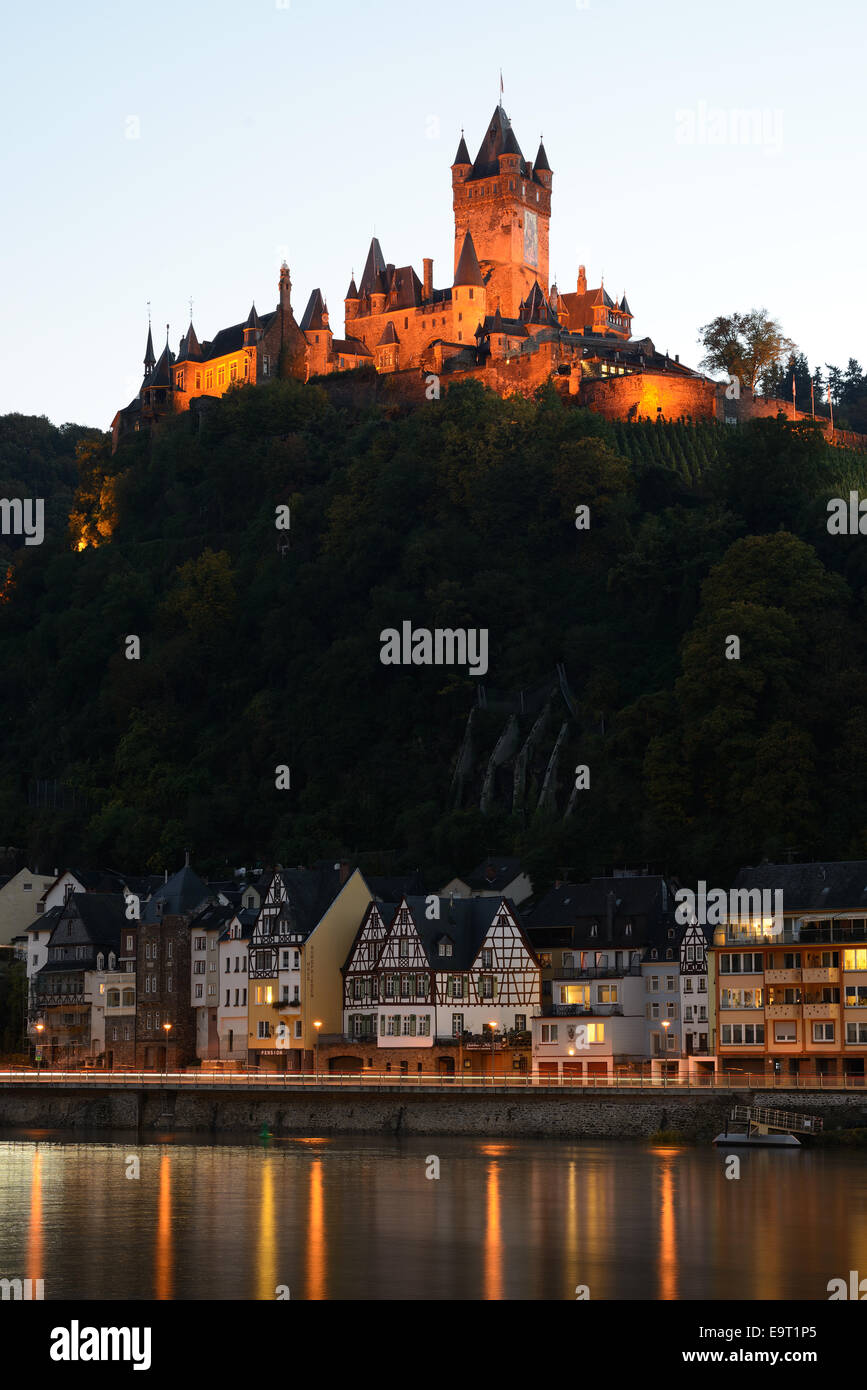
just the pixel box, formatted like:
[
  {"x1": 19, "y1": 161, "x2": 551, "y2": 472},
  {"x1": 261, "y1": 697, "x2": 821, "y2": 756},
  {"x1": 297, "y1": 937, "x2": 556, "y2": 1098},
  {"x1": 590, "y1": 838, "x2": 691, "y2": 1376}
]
[{"x1": 499, "y1": 69, "x2": 504, "y2": 107}]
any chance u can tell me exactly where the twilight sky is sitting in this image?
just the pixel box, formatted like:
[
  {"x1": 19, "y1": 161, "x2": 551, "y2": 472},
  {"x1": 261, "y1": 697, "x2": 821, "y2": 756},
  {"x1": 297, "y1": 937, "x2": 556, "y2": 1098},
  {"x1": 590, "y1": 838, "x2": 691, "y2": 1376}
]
[{"x1": 1, "y1": 0, "x2": 863, "y2": 428}]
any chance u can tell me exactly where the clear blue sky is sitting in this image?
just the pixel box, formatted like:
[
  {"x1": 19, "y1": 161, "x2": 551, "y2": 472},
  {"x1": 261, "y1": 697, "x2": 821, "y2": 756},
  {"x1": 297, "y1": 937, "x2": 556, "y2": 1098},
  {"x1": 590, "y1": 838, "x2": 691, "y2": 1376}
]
[{"x1": 1, "y1": 0, "x2": 863, "y2": 428}]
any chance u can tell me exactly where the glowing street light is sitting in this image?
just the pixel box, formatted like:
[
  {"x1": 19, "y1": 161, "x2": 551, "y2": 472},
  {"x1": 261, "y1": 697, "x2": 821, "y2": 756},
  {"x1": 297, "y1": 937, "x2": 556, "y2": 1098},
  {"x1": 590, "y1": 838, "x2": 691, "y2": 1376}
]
[
  {"x1": 162, "y1": 1021, "x2": 172, "y2": 1079},
  {"x1": 313, "y1": 1020, "x2": 322, "y2": 1078},
  {"x1": 487, "y1": 1020, "x2": 498, "y2": 1084},
  {"x1": 35, "y1": 1021, "x2": 44, "y2": 1076}
]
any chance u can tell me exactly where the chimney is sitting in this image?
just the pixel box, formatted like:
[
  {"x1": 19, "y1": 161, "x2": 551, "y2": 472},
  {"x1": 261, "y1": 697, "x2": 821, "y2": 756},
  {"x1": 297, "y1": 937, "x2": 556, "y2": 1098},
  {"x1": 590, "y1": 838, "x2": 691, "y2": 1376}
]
[
  {"x1": 577, "y1": 265, "x2": 587, "y2": 295},
  {"x1": 423, "y1": 258, "x2": 433, "y2": 301}
]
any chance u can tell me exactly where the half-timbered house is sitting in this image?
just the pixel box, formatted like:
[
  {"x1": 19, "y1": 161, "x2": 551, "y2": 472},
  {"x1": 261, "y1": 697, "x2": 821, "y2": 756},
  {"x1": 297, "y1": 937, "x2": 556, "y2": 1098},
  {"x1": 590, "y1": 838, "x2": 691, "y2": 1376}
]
[{"x1": 342, "y1": 895, "x2": 540, "y2": 1063}]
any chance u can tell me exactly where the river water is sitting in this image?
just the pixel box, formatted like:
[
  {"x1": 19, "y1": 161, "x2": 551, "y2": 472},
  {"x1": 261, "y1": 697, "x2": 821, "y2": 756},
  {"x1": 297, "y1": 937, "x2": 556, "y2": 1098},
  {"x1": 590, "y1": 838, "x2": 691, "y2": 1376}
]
[{"x1": 0, "y1": 1131, "x2": 864, "y2": 1300}]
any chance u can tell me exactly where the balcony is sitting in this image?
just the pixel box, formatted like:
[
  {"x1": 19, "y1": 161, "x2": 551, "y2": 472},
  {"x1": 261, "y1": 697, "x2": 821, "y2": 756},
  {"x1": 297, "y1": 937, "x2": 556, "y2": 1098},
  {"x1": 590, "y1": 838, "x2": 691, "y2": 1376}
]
[
  {"x1": 803, "y1": 968, "x2": 839, "y2": 983},
  {"x1": 551, "y1": 1003, "x2": 624, "y2": 1017},
  {"x1": 803, "y1": 1003, "x2": 840, "y2": 1020},
  {"x1": 555, "y1": 965, "x2": 640, "y2": 980},
  {"x1": 765, "y1": 969, "x2": 801, "y2": 985},
  {"x1": 766, "y1": 1004, "x2": 801, "y2": 1018}
]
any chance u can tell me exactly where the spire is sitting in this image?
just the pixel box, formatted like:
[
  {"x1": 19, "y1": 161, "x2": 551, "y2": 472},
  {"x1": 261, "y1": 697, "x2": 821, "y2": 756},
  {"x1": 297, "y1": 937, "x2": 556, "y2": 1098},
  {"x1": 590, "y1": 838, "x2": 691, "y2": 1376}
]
[
  {"x1": 300, "y1": 288, "x2": 329, "y2": 332},
  {"x1": 358, "y1": 237, "x2": 387, "y2": 298},
  {"x1": 345, "y1": 275, "x2": 359, "y2": 299},
  {"x1": 245, "y1": 302, "x2": 261, "y2": 331},
  {"x1": 467, "y1": 105, "x2": 527, "y2": 181},
  {"x1": 619, "y1": 293, "x2": 632, "y2": 316},
  {"x1": 454, "y1": 230, "x2": 484, "y2": 288},
  {"x1": 176, "y1": 319, "x2": 202, "y2": 364},
  {"x1": 144, "y1": 322, "x2": 156, "y2": 372},
  {"x1": 534, "y1": 139, "x2": 551, "y2": 172},
  {"x1": 452, "y1": 131, "x2": 471, "y2": 166}
]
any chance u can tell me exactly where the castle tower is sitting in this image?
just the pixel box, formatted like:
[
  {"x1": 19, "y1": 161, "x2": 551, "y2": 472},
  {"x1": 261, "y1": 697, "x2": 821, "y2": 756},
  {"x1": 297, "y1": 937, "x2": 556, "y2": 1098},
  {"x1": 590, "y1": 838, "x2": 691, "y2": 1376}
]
[
  {"x1": 344, "y1": 274, "x2": 359, "y2": 323},
  {"x1": 453, "y1": 231, "x2": 486, "y2": 344},
  {"x1": 452, "y1": 106, "x2": 552, "y2": 319}
]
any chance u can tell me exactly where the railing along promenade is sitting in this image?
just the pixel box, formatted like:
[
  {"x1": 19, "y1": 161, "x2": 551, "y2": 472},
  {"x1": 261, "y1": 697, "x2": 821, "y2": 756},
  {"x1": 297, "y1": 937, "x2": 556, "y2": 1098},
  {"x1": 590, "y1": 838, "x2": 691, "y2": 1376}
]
[{"x1": 0, "y1": 1069, "x2": 864, "y2": 1092}]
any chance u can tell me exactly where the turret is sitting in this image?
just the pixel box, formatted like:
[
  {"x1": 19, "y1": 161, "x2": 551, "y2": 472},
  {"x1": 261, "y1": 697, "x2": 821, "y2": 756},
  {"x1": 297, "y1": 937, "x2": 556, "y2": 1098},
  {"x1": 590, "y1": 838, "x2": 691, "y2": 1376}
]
[
  {"x1": 243, "y1": 303, "x2": 261, "y2": 348},
  {"x1": 143, "y1": 322, "x2": 156, "y2": 383},
  {"x1": 345, "y1": 274, "x2": 359, "y2": 322},
  {"x1": 279, "y1": 262, "x2": 293, "y2": 316},
  {"x1": 453, "y1": 231, "x2": 485, "y2": 342},
  {"x1": 451, "y1": 130, "x2": 471, "y2": 187},
  {"x1": 577, "y1": 265, "x2": 587, "y2": 295}
]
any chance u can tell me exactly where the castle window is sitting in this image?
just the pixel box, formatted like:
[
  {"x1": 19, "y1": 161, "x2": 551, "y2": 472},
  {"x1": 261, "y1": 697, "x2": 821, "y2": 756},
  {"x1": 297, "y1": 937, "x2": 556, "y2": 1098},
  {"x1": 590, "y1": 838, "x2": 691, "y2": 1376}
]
[
  {"x1": 315, "y1": 334, "x2": 319, "y2": 343},
  {"x1": 218, "y1": 366, "x2": 225, "y2": 386},
  {"x1": 468, "y1": 289, "x2": 473, "y2": 300},
  {"x1": 262, "y1": 356, "x2": 269, "y2": 377},
  {"x1": 230, "y1": 362, "x2": 237, "y2": 382},
  {"x1": 206, "y1": 370, "x2": 213, "y2": 389},
  {"x1": 175, "y1": 371, "x2": 184, "y2": 389},
  {"x1": 458, "y1": 313, "x2": 462, "y2": 322},
  {"x1": 404, "y1": 317, "x2": 408, "y2": 329},
  {"x1": 458, "y1": 332, "x2": 462, "y2": 341},
  {"x1": 244, "y1": 357, "x2": 249, "y2": 378},
  {"x1": 195, "y1": 372, "x2": 201, "y2": 390}
]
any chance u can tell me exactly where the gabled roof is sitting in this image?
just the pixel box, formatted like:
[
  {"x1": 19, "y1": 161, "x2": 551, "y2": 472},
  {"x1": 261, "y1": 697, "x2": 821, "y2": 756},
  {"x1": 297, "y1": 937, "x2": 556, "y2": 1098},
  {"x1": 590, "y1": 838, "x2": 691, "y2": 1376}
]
[
  {"x1": 454, "y1": 231, "x2": 484, "y2": 287},
  {"x1": 348, "y1": 894, "x2": 533, "y2": 973},
  {"x1": 387, "y1": 265, "x2": 423, "y2": 310},
  {"x1": 367, "y1": 872, "x2": 425, "y2": 900},
  {"x1": 464, "y1": 858, "x2": 526, "y2": 891},
  {"x1": 265, "y1": 865, "x2": 347, "y2": 940},
  {"x1": 300, "y1": 288, "x2": 328, "y2": 332},
  {"x1": 199, "y1": 311, "x2": 276, "y2": 362},
  {"x1": 331, "y1": 336, "x2": 372, "y2": 357},
  {"x1": 142, "y1": 866, "x2": 211, "y2": 923},
  {"x1": 190, "y1": 902, "x2": 235, "y2": 931},
  {"x1": 467, "y1": 105, "x2": 529, "y2": 182},
  {"x1": 452, "y1": 133, "x2": 471, "y2": 165},
  {"x1": 25, "y1": 904, "x2": 63, "y2": 934},
  {"x1": 527, "y1": 876, "x2": 673, "y2": 946},
  {"x1": 358, "y1": 237, "x2": 387, "y2": 298},
  {"x1": 61, "y1": 893, "x2": 127, "y2": 945},
  {"x1": 521, "y1": 281, "x2": 559, "y2": 326}
]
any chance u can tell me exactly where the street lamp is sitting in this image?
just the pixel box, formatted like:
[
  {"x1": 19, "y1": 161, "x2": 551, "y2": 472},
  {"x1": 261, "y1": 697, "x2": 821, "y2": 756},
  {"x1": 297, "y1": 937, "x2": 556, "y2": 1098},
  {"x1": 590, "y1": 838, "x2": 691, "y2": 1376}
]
[
  {"x1": 661, "y1": 1019, "x2": 671, "y2": 1083},
  {"x1": 313, "y1": 1020, "x2": 322, "y2": 1078},
  {"x1": 488, "y1": 1021, "x2": 498, "y2": 1084},
  {"x1": 35, "y1": 1021, "x2": 44, "y2": 1076},
  {"x1": 162, "y1": 1021, "x2": 172, "y2": 1079}
]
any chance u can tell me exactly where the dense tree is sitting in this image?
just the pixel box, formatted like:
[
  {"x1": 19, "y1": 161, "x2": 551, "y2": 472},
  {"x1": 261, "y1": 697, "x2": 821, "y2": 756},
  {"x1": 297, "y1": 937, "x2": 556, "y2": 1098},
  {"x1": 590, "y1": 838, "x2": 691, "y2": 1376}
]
[{"x1": 697, "y1": 309, "x2": 795, "y2": 393}]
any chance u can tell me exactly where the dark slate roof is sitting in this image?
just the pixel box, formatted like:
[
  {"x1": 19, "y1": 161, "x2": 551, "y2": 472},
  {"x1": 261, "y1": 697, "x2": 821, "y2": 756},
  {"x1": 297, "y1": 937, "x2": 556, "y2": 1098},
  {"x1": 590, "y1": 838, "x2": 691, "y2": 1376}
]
[
  {"x1": 300, "y1": 289, "x2": 328, "y2": 332},
  {"x1": 352, "y1": 895, "x2": 531, "y2": 972},
  {"x1": 478, "y1": 314, "x2": 528, "y2": 338},
  {"x1": 150, "y1": 342, "x2": 174, "y2": 387},
  {"x1": 454, "y1": 231, "x2": 484, "y2": 287},
  {"x1": 452, "y1": 134, "x2": 471, "y2": 165},
  {"x1": 730, "y1": 861, "x2": 867, "y2": 913},
  {"x1": 25, "y1": 905, "x2": 63, "y2": 934},
  {"x1": 141, "y1": 866, "x2": 211, "y2": 923},
  {"x1": 219, "y1": 908, "x2": 257, "y2": 943},
  {"x1": 468, "y1": 105, "x2": 529, "y2": 181},
  {"x1": 534, "y1": 140, "x2": 551, "y2": 172},
  {"x1": 387, "y1": 265, "x2": 423, "y2": 310},
  {"x1": 275, "y1": 865, "x2": 348, "y2": 937},
  {"x1": 377, "y1": 321, "x2": 399, "y2": 346},
  {"x1": 190, "y1": 902, "x2": 235, "y2": 931},
  {"x1": 67, "y1": 893, "x2": 127, "y2": 944},
  {"x1": 619, "y1": 295, "x2": 632, "y2": 315},
  {"x1": 358, "y1": 237, "x2": 387, "y2": 298},
  {"x1": 527, "y1": 876, "x2": 673, "y2": 947},
  {"x1": 332, "y1": 336, "x2": 372, "y2": 357},
  {"x1": 345, "y1": 276, "x2": 359, "y2": 299},
  {"x1": 176, "y1": 321, "x2": 203, "y2": 364},
  {"x1": 463, "y1": 857, "x2": 526, "y2": 891},
  {"x1": 367, "y1": 872, "x2": 426, "y2": 899},
  {"x1": 245, "y1": 303, "x2": 260, "y2": 330},
  {"x1": 521, "y1": 281, "x2": 558, "y2": 326},
  {"x1": 144, "y1": 324, "x2": 156, "y2": 368}
]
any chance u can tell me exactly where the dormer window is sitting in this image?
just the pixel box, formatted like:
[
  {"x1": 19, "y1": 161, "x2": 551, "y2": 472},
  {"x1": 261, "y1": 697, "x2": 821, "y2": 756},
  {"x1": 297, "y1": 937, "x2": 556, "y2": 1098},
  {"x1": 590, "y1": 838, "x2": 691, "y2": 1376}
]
[
  {"x1": 589, "y1": 923, "x2": 598, "y2": 938},
  {"x1": 97, "y1": 953, "x2": 104, "y2": 971},
  {"x1": 438, "y1": 941, "x2": 453, "y2": 958},
  {"x1": 625, "y1": 923, "x2": 632, "y2": 937},
  {"x1": 108, "y1": 952, "x2": 116, "y2": 970}
]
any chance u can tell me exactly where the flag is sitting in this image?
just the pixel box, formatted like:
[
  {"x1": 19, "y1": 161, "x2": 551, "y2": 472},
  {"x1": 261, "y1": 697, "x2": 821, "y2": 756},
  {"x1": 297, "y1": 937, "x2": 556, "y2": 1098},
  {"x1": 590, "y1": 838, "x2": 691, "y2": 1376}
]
[{"x1": 500, "y1": 70, "x2": 504, "y2": 95}]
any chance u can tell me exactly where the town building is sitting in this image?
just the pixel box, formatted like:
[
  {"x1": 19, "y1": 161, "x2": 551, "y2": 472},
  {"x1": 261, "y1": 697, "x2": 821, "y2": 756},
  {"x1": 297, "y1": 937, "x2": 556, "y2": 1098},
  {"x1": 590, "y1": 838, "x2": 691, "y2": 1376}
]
[
  {"x1": 711, "y1": 861, "x2": 867, "y2": 1084},
  {"x1": 337, "y1": 894, "x2": 539, "y2": 1076},
  {"x1": 29, "y1": 893, "x2": 126, "y2": 1065},
  {"x1": 134, "y1": 864, "x2": 212, "y2": 1069},
  {"x1": 0, "y1": 867, "x2": 57, "y2": 946},
  {"x1": 247, "y1": 864, "x2": 372, "y2": 1071},
  {"x1": 189, "y1": 902, "x2": 234, "y2": 1061},
  {"x1": 217, "y1": 908, "x2": 255, "y2": 1064},
  {"x1": 440, "y1": 856, "x2": 533, "y2": 906}
]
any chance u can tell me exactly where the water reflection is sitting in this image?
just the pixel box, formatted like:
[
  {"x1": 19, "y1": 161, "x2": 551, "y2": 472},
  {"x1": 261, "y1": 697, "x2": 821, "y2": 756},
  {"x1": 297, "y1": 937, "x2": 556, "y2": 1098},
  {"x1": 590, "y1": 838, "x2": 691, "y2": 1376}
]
[{"x1": 2, "y1": 1133, "x2": 864, "y2": 1300}]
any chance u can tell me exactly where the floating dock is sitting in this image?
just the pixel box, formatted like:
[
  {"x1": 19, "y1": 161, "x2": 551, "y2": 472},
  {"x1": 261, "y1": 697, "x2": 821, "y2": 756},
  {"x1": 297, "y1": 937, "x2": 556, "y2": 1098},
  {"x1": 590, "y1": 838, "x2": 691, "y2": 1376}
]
[{"x1": 713, "y1": 1104, "x2": 823, "y2": 1148}]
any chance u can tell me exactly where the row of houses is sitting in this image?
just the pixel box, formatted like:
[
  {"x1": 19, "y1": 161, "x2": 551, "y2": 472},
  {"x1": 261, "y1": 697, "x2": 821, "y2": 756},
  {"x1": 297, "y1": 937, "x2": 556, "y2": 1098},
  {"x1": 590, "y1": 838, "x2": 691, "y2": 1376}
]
[{"x1": 7, "y1": 857, "x2": 867, "y2": 1082}]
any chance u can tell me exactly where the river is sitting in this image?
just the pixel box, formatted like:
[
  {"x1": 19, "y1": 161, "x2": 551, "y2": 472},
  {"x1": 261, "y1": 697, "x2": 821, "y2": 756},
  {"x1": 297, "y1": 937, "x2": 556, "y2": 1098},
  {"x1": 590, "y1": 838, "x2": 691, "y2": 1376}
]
[{"x1": 1, "y1": 1131, "x2": 864, "y2": 1300}]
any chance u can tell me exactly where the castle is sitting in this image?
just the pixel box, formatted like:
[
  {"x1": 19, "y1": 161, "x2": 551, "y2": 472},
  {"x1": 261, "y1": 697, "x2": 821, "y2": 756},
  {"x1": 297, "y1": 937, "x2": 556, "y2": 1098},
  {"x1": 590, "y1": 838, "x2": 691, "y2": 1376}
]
[{"x1": 112, "y1": 103, "x2": 745, "y2": 450}]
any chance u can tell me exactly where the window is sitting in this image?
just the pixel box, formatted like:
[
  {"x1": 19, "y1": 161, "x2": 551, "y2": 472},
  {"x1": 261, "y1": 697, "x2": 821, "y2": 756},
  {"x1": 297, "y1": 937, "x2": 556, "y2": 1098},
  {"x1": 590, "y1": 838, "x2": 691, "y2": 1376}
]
[
  {"x1": 684, "y1": 978, "x2": 693, "y2": 993},
  {"x1": 242, "y1": 989, "x2": 247, "y2": 1006},
  {"x1": 482, "y1": 949, "x2": 493, "y2": 968},
  {"x1": 122, "y1": 989, "x2": 134, "y2": 1006},
  {"x1": 225, "y1": 989, "x2": 230, "y2": 1006},
  {"x1": 665, "y1": 976, "x2": 675, "y2": 991},
  {"x1": 845, "y1": 949, "x2": 867, "y2": 971},
  {"x1": 195, "y1": 372, "x2": 201, "y2": 390},
  {"x1": 206, "y1": 369, "x2": 213, "y2": 389},
  {"x1": 416, "y1": 974, "x2": 427, "y2": 996},
  {"x1": 598, "y1": 986, "x2": 618, "y2": 1003},
  {"x1": 562, "y1": 984, "x2": 589, "y2": 1005},
  {"x1": 540, "y1": 1024, "x2": 559, "y2": 1043},
  {"x1": 194, "y1": 961, "x2": 205, "y2": 975},
  {"x1": 398, "y1": 940, "x2": 409, "y2": 960},
  {"x1": 167, "y1": 976, "x2": 172, "y2": 993},
  {"x1": 126, "y1": 935, "x2": 134, "y2": 952},
  {"x1": 450, "y1": 976, "x2": 464, "y2": 1000},
  {"x1": 721, "y1": 1023, "x2": 765, "y2": 1044},
  {"x1": 167, "y1": 941, "x2": 172, "y2": 961},
  {"x1": 514, "y1": 1014, "x2": 526, "y2": 1030},
  {"x1": 646, "y1": 976, "x2": 659, "y2": 992},
  {"x1": 218, "y1": 366, "x2": 225, "y2": 386},
  {"x1": 257, "y1": 1020, "x2": 271, "y2": 1039},
  {"x1": 845, "y1": 986, "x2": 867, "y2": 1007},
  {"x1": 401, "y1": 974, "x2": 411, "y2": 995},
  {"x1": 294, "y1": 1020, "x2": 302, "y2": 1039},
  {"x1": 846, "y1": 1023, "x2": 867, "y2": 1043},
  {"x1": 813, "y1": 1022, "x2": 835, "y2": 1042},
  {"x1": 106, "y1": 990, "x2": 120, "y2": 1008},
  {"x1": 439, "y1": 941, "x2": 453, "y2": 957},
  {"x1": 774, "y1": 1022, "x2": 796, "y2": 1043},
  {"x1": 230, "y1": 362, "x2": 237, "y2": 382},
  {"x1": 195, "y1": 984, "x2": 203, "y2": 999},
  {"x1": 452, "y1": 1013, "x2": 464, "y2": 1037},
  {"x1": 480, "y1": 976, "x2": 493, "y2": 999},
  {"x1": 586, "y1": 1023, "x2": 604, "y2": 1043}
]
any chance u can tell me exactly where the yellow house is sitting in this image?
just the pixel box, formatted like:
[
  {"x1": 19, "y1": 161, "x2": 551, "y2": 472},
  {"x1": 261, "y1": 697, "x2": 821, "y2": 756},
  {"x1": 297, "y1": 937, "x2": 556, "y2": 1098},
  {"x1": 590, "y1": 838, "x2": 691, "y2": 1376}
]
[{"x1": 247, "y1": 866, "x2": 373, "y2": 1071}]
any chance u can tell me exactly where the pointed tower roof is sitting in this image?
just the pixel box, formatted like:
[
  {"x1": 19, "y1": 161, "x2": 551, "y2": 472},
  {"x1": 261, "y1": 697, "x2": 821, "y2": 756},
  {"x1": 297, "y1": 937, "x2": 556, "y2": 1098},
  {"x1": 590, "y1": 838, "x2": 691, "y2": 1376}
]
[
  {"x1": 468, "y1": 105, "x2": 528, "y2": 181},
  {"x1": 245, "y1": 303, "x2": 261, "y2": 330},
  {"x1": 454, "y1": 230, "x2": 484, "y2": 288},
  {"x1": 176, "y1": 320, "x2": 203, "y2": 364},
  {"x1": 345, "y1": 275, "x2": 359, "y2": 299},
  {"x1": 377, "y1": 321, "x2": 399, "y2": 346},
  {"x1": 358, "y1": 237, "x2": 387, "y2": 298},
  {"x1": 533, "y1": 139, "x2": 551, "y2": 172},
  {"x1": 150, "y1": 341, "x2": 174, "y2": 388},
  {"x1": 619, "y1": 294, "x2": 632, "y2": 316},
  {"x1": 452, "y1": 132, "x2": 471, "y2": 166},
  {"x1": 144, "y1": 323, "x2": 156, "y2": 369},
  {"x1": 300, "y1": 289, "x2": 329, "y2": 332}
]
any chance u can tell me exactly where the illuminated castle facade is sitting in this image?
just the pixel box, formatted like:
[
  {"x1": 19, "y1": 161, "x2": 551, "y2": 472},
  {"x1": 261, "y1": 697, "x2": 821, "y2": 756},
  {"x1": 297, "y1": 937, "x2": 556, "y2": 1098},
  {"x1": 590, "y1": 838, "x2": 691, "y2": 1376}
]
[{"x1": 113, "y1": 104, "x2": 712, "y2": 449}]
